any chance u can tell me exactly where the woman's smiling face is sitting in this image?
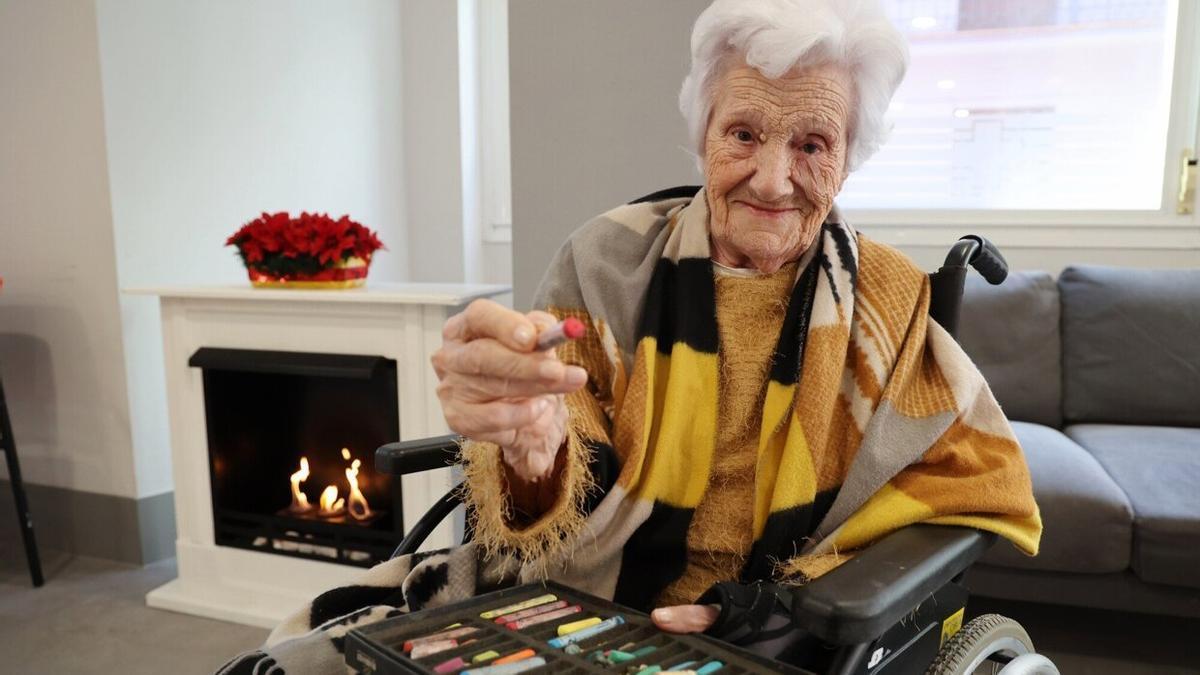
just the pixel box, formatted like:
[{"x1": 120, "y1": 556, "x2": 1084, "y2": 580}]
[{"x1": 704, "y1": 61, "x2": 854, "y2": 273}]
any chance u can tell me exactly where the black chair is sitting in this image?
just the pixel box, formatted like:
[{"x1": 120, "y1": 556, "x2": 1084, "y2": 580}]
[
  {"x1": 375, "y1": 230, "x2": 1056, "y2": 674},
  {"x1": 1, "y1": 369, "x2": 45, "y2": 587}
]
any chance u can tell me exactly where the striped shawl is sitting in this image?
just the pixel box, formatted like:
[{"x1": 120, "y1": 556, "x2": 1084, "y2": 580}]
[
  {"x1": 228, "y1": 190, "x2": 1041, "y2": 674},
  {"x1": 461, "y1": 188, "x2": 1041, "y2": 607}
]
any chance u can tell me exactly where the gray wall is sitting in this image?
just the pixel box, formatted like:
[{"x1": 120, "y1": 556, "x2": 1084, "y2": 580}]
[{"x1": 509, "y1": 0, "x2": 709, "y2": 308}]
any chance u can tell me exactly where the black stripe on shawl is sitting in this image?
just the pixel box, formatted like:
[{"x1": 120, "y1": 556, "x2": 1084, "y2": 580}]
[
  {"x1": 741, "y1": 487, "x2": 841, "y2": 582},
  {"x1": 309, "y1": 584, "x2": 407, "y2": 629},
  {"x1": 638, "y1": 258, "x2": 719, "y2": 355},
  {"x1": 627, "y1": 185, "x2": 702, "y2": 204},
  {"x1": 817, "y1": 249, "x2": 840, "y2": 307},
  {"x1": 582, "y1": 439, "x2": 620, "y2": 515},
  {"x1": 827, "y1": 222, "x2": 859, "y2": 292},
  {"x1": 613, "y1": 502, "x2": 693, "y2": 611},
  {"x1": 768, "y1": 259, "x2": 820, "y2": 385}
]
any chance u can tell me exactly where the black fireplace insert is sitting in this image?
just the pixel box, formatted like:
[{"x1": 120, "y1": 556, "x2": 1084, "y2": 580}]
[{"x1": 191, "y1": 347, "x2": 402, "y2": 567}]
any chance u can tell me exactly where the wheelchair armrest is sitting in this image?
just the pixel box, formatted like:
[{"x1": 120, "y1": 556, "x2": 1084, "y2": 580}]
[
  {"x1": 375, "y1": 434, "x2": 462, "y2": 476},
  {"x1": 790, "y1": 524, "x2": 996, "y2": 645}
]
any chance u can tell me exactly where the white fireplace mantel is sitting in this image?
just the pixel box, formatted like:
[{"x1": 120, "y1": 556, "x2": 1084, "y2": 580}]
[{"x1": 125, "y1": 282, "x2": 509, "y2": 628}]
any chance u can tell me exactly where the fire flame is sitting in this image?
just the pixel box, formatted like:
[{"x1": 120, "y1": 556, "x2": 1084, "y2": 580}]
[
  {"x1": 288, "y1": 448, "x2": 372, "y2": 520},
  {"x1": 318, "y1": 484, "x2": 344, "y2": 516},
  {"x1": 344, "y1": 449, "x2": 372, "y2": 521},
  {"x1": 289, "y1": 457, "x2": 312, "y2": 513}
]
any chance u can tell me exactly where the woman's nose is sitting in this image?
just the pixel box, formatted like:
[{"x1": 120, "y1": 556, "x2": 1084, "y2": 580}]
[{"x1": 748, "y1": 144, "x2": 794, "y2": 203}]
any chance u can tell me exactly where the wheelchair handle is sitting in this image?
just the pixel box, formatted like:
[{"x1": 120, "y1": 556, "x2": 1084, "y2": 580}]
[
  {"x1": 944, "y1": 235, "x2": 1008, "y2": 286},
  {"x1": 376, "y1": 434, "x2": 462, "y2": 476}
]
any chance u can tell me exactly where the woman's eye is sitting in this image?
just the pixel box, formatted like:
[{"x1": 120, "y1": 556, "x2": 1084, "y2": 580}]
[
  {"x1": 801, "y1": 142, "x2": 822, "y2": 155},
  {"x1": 733, "y1": 129, "x2": 755, "y2": 143}
]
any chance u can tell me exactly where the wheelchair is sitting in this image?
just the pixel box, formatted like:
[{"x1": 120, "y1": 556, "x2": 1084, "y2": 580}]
[{"x1": 374, "y1": 219, "x2": 1060, "y2": 675}]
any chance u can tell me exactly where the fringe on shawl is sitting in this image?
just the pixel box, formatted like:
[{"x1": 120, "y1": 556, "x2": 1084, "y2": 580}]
[{"x1": 459, "y1": 424, "x2": 597, "y2": 572}]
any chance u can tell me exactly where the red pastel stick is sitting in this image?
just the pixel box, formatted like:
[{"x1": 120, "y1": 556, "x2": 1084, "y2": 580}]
[{"x1": 535, "y1": 317, "x2": 586, "y2": 350}]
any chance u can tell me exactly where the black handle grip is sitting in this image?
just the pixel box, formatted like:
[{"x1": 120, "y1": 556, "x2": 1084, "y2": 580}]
[
  {"x1": 375, "y1": 434, "x2": 461, "y2": 476},
  {"x1": 963, "y1": 235, "x2": 1008, "y2": 285}
]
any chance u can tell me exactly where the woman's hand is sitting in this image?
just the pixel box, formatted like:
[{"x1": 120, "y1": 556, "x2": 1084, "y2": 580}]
[
  {"x1": 432, "y1": 299, "x2": 588, "y2": 482},
  {"x1": 651, "y1": 605, "x2": 720, "y2": 634}
]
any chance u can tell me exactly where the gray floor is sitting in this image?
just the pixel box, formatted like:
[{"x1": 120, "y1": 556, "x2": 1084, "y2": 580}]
[
  {"x1": 0, "y1": 551, "x2": 268, "y2": 675},
  {"x1": 2, "y1": 548, "x2": 1198, "y2": 674}
]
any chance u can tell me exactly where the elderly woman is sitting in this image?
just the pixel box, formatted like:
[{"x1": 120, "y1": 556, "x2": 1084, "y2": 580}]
[{"x1": 222, "y1": 1, "x2": 1040, "y2": 672}]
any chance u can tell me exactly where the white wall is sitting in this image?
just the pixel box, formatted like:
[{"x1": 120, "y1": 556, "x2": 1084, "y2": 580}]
[
  {"x1": 0, "y1": 0, "x2": 138, "y2": 497},
  {"x1": 94, "y1": 0, "x2": 409, "y2": 497},
  {"x1": 401, "y1": 0, "x2": 467, "y2": 283}
]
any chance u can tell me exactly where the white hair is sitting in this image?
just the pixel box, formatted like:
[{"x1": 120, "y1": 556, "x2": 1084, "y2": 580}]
[{"x1": 680, "y1": 0, "x2": 909, "y2": 173}]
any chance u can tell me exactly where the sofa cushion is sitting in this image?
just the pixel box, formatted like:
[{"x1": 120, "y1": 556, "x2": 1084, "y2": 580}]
[
  {"x1": 959, "y1": 271, "x2": 1062, "y2": 427},
  {"x1": 1066, "y1": 424, "x2": 1200, "y2": 589},
  {"x1": 1060, "y1": 266, "x2": 1200, "y2": 426},
  {"x1": 982, "y1": 421, "x2": 1133, "y2": 574}
]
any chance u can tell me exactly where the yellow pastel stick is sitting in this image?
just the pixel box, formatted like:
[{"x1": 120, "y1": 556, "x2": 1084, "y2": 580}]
[
  {"x1": 479, "y1": 594, "x2": 558, "y2": 619},
  {"x1": 556, "y1": 616, "x2": 602, "y2": 636},
  {"x1": 472, "y1": 650, "x2": 500, "y2": 663}
]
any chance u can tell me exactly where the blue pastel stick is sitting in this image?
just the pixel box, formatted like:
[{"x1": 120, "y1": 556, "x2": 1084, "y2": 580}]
[
  {"x1": 547, "y1": 615, "x2": 626, "y2": 648},
  {"x1": 695, "y1": 661, "x2": 725, "y2": 674},
  {"x1": 666, "y1": 661, "x2": 697, "y2": 671},
  {"x1": 460, "y1": 657, "x2": 547, "y2": 675}
]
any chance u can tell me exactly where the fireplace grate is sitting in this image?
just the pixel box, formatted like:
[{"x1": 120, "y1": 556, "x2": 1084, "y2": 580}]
[{"x1": 216, "y1": 509, "x2": 397, "y2": 568}]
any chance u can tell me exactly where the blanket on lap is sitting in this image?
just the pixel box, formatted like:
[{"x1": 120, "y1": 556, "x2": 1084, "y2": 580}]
[{"x1": 219, "y1": 189, "x2": 1040, "y2": 674}]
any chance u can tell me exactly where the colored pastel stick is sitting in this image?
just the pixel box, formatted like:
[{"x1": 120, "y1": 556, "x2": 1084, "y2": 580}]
[
  {"x1": 634, "y1": 666, "x2": 662, "y2": 675},
  {"x1": 472, "y1": 649, "x2": 500, "y2": 663},
  {"x1": 665, "y1": 661, "x2": 697, "y2": 671},
  {"x1": 409, "y1": 639, "x2": 459, "y2": 658},
  {"x1": 607, "y1": 649, "x2": 636, "y2": 663},
  {"x1": 632, "y1": 645, "x2": 658, "y2": 657},
  {"x1": 547, "y1": 615, "x2": 626, "y2": 648},
  {"x1": 404, "y1": 626, "x2": 479, "y2": 651},
  {"x1": 695, "y1": 662, "x2": 725, "y2": 674},
  {"x1": 433, "y1": 656, "x2": 466, "y2": 673},
  {"x1": 492, "y1": 648, "x2": 536, "y2": 665},
  {"x1": 479, "y1": 593, "x2": 557, "y2": 619},
  {"x1": 556, "y1": 616, "x2": 602, "y2": 636},
  {"x1": 494, "y1": 599, "x2": 569, "y2": 624},
  {"x1": 460, "y1": 657, "x2": 548, "y2": 675},
  {"x1": 506, "y1": 604, "x2": 582, "y2": 630}
]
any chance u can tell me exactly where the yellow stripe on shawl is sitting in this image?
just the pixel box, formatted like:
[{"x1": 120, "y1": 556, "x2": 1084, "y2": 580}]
[
  {"x1": 830, "y1": 483, "x2": 935, "y2": 551},
  {"x1": 628, "y1": 337, "x2": 718, "y2": 509},
  {"x1": 828, "y1": 483, "x2": 1042, "y2": 556},
  {"x1": 925, "y1": 513, "x2": 1042, "y2": 556},
  {"x1": 758, "y1": 380, "x2": 796, "y2": 449},
  {"x1": 753, "y1": 405, "x2": 818, "y2": 539}
]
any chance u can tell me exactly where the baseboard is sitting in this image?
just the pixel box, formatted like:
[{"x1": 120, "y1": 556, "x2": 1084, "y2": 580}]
[{"x1": 0, "y1": 480, "x2": 174, "y2": 565}]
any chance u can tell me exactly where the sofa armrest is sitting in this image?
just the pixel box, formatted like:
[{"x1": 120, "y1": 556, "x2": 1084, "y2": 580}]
[{"x1": 791, "y1": 524, "x2": 996, "y2": 644}]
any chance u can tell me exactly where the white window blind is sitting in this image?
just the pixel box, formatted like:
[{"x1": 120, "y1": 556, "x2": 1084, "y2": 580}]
[{"x1": 840, "y1": 0, "x2": 1177, "y2": 211}]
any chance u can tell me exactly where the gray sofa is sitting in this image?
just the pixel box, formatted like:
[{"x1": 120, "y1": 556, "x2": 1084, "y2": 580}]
[{"x1": 954, "y1": 265, "x2": 1200, "y2": 617}]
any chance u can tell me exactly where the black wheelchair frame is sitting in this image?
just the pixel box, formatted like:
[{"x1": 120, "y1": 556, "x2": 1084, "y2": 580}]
[{"x1": 375, "y1": 230, "x2": 1012, "y2": 675}]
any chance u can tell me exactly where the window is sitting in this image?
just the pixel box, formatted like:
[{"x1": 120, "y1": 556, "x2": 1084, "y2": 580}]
[
  {"x1": 463, "y1": 0, "x2": 512, "y2": 244},
  {"x1": 477, "y1": 0, "x2": 1200, "y2": 243},
  {"x1": 840, "y1": 0, "x2": 1197, "y2": 218}
]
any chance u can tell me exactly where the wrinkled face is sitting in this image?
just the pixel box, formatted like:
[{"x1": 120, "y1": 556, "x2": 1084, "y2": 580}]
[{"x1": 704, "y1": 61, "x2": 854, "y2": 273}]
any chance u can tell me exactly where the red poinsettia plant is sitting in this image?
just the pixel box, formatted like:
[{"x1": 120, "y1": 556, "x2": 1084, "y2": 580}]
[{"x1": 226, "y1": 212, "x2": 384, "y2": 283}]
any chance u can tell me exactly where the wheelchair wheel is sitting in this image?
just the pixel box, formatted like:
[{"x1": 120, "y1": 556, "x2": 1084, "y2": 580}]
[{"x1": 927, "y1": 613, "x2": 1058, "y2": 675}]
